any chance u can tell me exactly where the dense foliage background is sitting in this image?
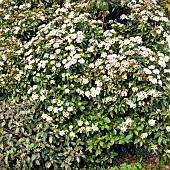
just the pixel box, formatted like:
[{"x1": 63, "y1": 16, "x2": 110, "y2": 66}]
[{"x1": 0, "y1": 0, "x2": 170, "y2": 169}]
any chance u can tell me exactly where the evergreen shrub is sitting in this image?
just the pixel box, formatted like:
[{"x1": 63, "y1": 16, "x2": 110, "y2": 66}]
[{"x1": 0, "y1": 0, "x2": 170, "y2": 169}]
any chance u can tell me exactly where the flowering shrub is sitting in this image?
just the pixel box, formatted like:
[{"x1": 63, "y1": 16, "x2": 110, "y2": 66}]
[{"x1": 0, "y1": 0, "x2": 170, "y2": 169}]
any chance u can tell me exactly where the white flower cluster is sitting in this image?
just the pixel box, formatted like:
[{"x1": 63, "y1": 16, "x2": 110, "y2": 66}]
[
  {"x1": 47, "y1": 100, "x2": 75, "y2": 119},
  {"x1": 120, "y1": 118, "x2": 133, "y2": 132},
  {"x1": 122, "y1": 0, "x2": 169, "y2": 23},
  {"x1": 166, "y1": 126, "x2": 170, "y2": 132},
  {"x1": 42, "y1": 113, "x2": 53, "y2": 122},
  {"x1": 28, "y1": 86, "x2": 48, "y2": 102},
  {"x1": 125, "y1": 99, "x2": 136, "y2": 108},
  {"x1": 58, "y1": 120, "x2": 99, "y2": 138},
  {"x1": 85, "y1": 87, "x2": 102, "y2": 98},
  {"x1": 102, "y1": 96, "x2": 117, "y2": 103},
  {"x1": 78, "y1": 123, "x2": 99, "y2": 133},
  {"x1": 136, "y1": 89, "x2": 162, "y2": 101},
  {"x1": 141, "y1": 132, "x2": 148, "y2": 139},
  {"x1": 150, "y1": 144, "x2": 158, "y2": 152},
  {"x1": 148, "y1": 119, "x2": 156, "y2": 126}
]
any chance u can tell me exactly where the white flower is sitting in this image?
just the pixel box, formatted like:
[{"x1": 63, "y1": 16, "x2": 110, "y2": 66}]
[
  {"x1": 78, "y1": 127, "x2": 85, "y2": 133},
  {"x1": 123, "y1": 39, "x2": 131, "y2": 45},
  {"x1": 62, "y1": 59, "x2": 67, "y2": 64},
  {"x1": 90, "y1": 87, "x2": 101, "y2": 97},
  {"x1": 120, "y1": 125, "x2": 127, "y2": 132},
  {"x1": 152, "y1": 16, "x2": 159, "y2": 22},
  {"x1": 153, "y1": 69, "x2": 160, "y2": 74},
  {"x1": 101, "y1": 52, "x2": 107, "y2": 58},
  {"x1": 148, "y1": 77, "x2": 157, "y2": 84},
  {"x1": 40, "y1": 95, "x2": 46, "y2": 101},
  {"x1": 70, "y1": 28, "x2": 75, "y2": 33},
  {"x1": 141, "y1": 132, "x2": 148, "y2": 139},
  {"x1": 89, "y1": 63, "x2": 95, "y2": 68},
  {"x1": 87, "y1": 46, "x2": 94, "y2": 52},
  {"x1": 78, "y1": 58, "x2": 85, "y2": 64},
  {"x1": 59, "y1": 130, "x2": 65, "y2": 136},
  {"x1": 67, "y1": 106, "x2": 73, "y2": 112},
  {"x1": 151, "y1": 145, "x2": 158, "y2": 152},
  {"x1": 95, "y1": 80, "x2": 103, "y2": 87},
  {"x1": 56, "y1": 63, "x2": 61, "y2": 67},
  {"x1": 82, "y1": 78, "x2": 89, "y2": 84},
  {"x1": 150, "y1": 56, "x2": 155, "y2": 61},
  {"x1": 85, "y1": 121, "x2": 89, "y2": 125},
  {"x1": 165, "y1": 150, "x2": 170, "y2": 154},
  {"x1": 167, "y1": 35, "x2": 170, "y2": 48},
  {"x1": 120, "y1": 14, "x2": 128, "y2": 20},
  {"x1": 122, "y1": 74, "x2": 127, "y2": 79},
  {"x1": 2, "y1": 54, "x2": 6, "y2": 60},
  {"x1": 148, "y1": 65, "x2": 155, "y2": 70},
  {"x1": 14, "y1": 26, "x2": 20, "y2": 34},
  {"x1": 121, "y1": 91, "x2": 127, "y2": 97},
  {"x1": 57, "y1": 100, "x2": 63, "y2": 106},
  {"x1": 134, "y1": 36, "x2": 142, "y2": 44},
  {"x1": 148, "y1": 119, "x2": 156, "y2": 126},
  {"x1": 69, "y1": 125, "x2": 73, "y2": 130},
  {"x1": 143, "y1": 68, "x2": 152, "y2": 74},
  {"x1": 166, "y1": 126, "x2": 170, "y2": 132},
  {"x1": 58, "y1": 106, "x2": 63, "y2": 111},
  {"x1": 42, "y1": 114, "x2": 53, "y2": 122},
  {"x1": 25, "y1": 65, "x2": 32, "y2": 70},
  {"x1": 158, "y1": 60, "x2": 166, "y2": 67},
  {"x1": 132, "y1": 87, "x2": 138, "y2": 92},
  {"x1": 65, "y1": 88, "x2": 70, "y2": 93},
  {"x1": 76, "y1": 32, "x2": 84, "y2": 43},
  {"x1": 125, "y1": 118, "x2": 133, "y2": 126},
  {"x1": 56, "y1": 49, "x2": 61, "y2": 54},
  {"x1": 42, "y1": 114, "x2": 47, "y2": 119},
  {"x1": 69, "y1": 132, "x2": 75, "y2": 138},
  {"x1": 4, "y1": 14, "x2": 10, "y2": 20},
  {"x1": 85, "y1": 91, "x2": 91, "y2": 98},
  {"x1": 32, "y1": 93, "x2": 39, "y2": 100},
  {"x1": 53, "y1": 107, "x2": 58, "y2": 113},
  {"x1": 63, "y1": 111, "x2": 69, "y2": 117},
  {"x1": 126, "y1": 100, "x2": 136, "y2": 109},
  {"x1": 91, "y1": 124, "x2": 99, "y2": 131},
  {"x1": 33, "y1": 85, "x2": 38, "y2": 90},
  {"x1": 86, "y1": 126, "x2": 91, "y2": 132},
  {"x1": 47, "y1": 106, "x2": 53, "y2": 112},
  {"x1": 78, "y1": 120, "x2": 83, "y2": 126},
  {"x1": 137, "y1": 91, "x2": 148, "y2": 101},
  {"x1": 46, "y1": 116, "x2": 53, "y2": 122},
  {"x1": 51, "y1": 99, "x2": 57, "y2": 104}
]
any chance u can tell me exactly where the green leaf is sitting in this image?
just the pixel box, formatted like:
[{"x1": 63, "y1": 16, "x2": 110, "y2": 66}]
[
  {"x1": 108, "y1": 106, "x2": 114, "y2": 112},
  {"x1": 137, "y1": 126, "x2": 143, "y2": 131},
  {"x1": 76, "y1": 156, "x2": 80, "y2": 163},
  {"x1": 88, "y1": 145, "x2": 93, "y2": 153},
  {"x1": 0, "y1": 143, "x2": 3, "y2": 150},
  {"x1": 134, "y1": 130, "x2": 138, "y2": 136},
  {"x1": 134, "y1": 138, "x2": 140, "y2": 144},
  {"x1": 104, "y1": 117, "x2": 111, "y2": 123},
  {"x1": 31, "y1": 154, "x2": 37, "y2": 161},
  {"x1": 45, "y1": 161, "x2": 51, "y2": 169},
  {"x1": 49, "y1": 136, "x2": 53, "y2": 144},
  {"x1": 158, "y1": 137, "x2": 162, "y2": 145},
  {"x1": 95, "y1": 148, "x2": 101, "y2": 156},
  {"x1": 80, "y1": 106, "x2": 85, "y2": 111},
  {"x1": 35, "y1": 160, "x2": 40, "y2": 165},
  {"x1": 29, "y1": 143, "x2": 34, "y2": 149}
]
